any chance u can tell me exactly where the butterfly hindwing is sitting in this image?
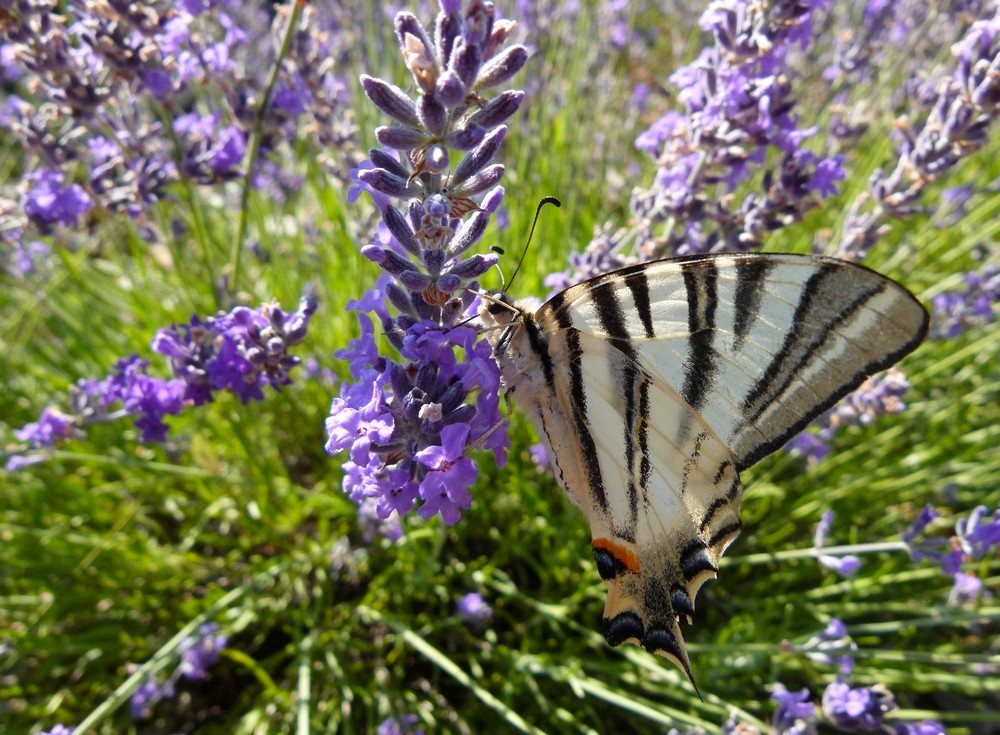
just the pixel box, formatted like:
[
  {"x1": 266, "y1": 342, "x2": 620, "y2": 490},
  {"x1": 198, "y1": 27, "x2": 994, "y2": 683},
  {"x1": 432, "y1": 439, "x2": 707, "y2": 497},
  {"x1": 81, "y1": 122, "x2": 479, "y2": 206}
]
[{"x1": 479, "y1": 252, "x2": 928, "y2": 683}]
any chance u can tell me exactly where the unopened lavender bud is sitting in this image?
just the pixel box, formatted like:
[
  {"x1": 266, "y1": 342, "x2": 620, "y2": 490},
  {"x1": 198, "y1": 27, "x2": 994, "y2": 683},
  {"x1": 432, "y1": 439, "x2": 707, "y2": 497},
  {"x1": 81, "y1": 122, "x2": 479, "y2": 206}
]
[
  {"x1": 375, "y1": 125, "x2": 430, "y2": 151},
  {"x1": 408, "y1": 199, "x2": 426, "y2": 230},
  {"x1": 436, "y1": 274, "x2": 461, "y2": 292},
  {"x1": 453, "y1": 125, "x2": 507, "y2": 187},
  {"x1": 437, "y1": 70, "x2": 467, "y2": 106},
  {"x1": 387, "y1": 282, "x2": 414, "y2": 314},
  {"x1": 246, "y1": 347, "x2": 266, "y2": 365},
  {"x1": 443, "y1": 403, "x2": 476, "y2": 425},
  {"x1": 448, "y1": 210, "x2": 489, "y2": 255},
  {"x1": 267, "y1": 335, "x2": 286, "y2": 353},
  {"x1": 415, "y1": 361, "x2": 438, "y2": 393},
  {"x1": 425, "y1": 143, "x2": 450, "y2": 171},
  {"x1": 448, "y1": 124, "x2": 485, "y2": 150},
  {"x1": 395, "y1": 13, "x2": 436, "y2": 63},
  {"x1": 384, "y1": 205, "x2": 420, "y2": 255},
  {"x1": 448, "y1": 253, "x2": 496, "y2": 279},
  {"x1": 451, "y1": 163, "x2": 504, "y2": 197},
  {"x1": 363, "y1": 244, "x2": 412, "y2": 277},
  {"x1": 465, "y1": 0, "x2": 493, "y2": 44},
  {"x1": 468, "y1": 90, "x2": 524, "y2": 129},
  {"x1": 436, "y1": 10, "x2": 462, "y2": 67},
  {"x1": 442, "y1": 297, "x2": 466, "y2": 323},
  {"x1": 423, "y1": 246, "x2": 446, "y2": 272},
  {"x1": 425, "y1": 194, "x2": 451, "y2": 219},
  {"x1": 361, "y1": 75, "x2": 421, "y2": 127},
  {"x1": 483, "y1": 19, "x2": 516, "y2": 59},
  {"x1": 481, "y1": 185, "x2": 505, "y2": 212},
  {"x1": 400, "y1": 270, "x2": 434, "y2": 291},
  {"x1": 474, "y1": 45, "x2": 528, "y2": 90},
  {"x1": 401, "y1": 31, "x2": 437, "y2": 92},
  {"x1": 418, "y1": 93, "x2": 448, "y2": 136},
  {"x1": 369, "y1": 148, "x2": 410, "y2": 179},
  {"x1": 439, "y1": 381, "x2": 466, "y2": 413},
  {"x1": 451, "y1": 39, "x2": 482, "y2": 88},
  {"x1": 358, "y1": 166, "x2": 411, "y2": 197}
]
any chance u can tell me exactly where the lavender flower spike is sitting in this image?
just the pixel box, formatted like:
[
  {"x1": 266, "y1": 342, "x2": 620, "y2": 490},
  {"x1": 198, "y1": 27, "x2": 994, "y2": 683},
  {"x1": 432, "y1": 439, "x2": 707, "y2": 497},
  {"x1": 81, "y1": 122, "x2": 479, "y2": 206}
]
[{"x1": 328, "y1": 0, "x2": 526, "y2": 526}]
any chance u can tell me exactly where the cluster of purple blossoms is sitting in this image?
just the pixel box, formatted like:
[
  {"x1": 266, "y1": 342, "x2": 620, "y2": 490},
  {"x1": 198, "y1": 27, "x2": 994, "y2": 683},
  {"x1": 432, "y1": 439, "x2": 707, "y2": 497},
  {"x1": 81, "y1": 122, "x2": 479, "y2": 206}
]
[
  {"x1": 839, "y1": 13, "x2": 1000, "y2": 259},
  {"x1": 8, "y1": 295, "x2": 315, "y2": 468},
  {"x1": 629, "y1": 0, "x2": 845, "y2": 258},
  {"x1": 0, "y1": 0, "x2": 353, "y2": 275},
  {"x1": 786, "y1": 368, "x2": 910, "y2": 462},
  {"x1": 775, "y1": 620, "x2": 946, "y2": 735},
  {"x1": 903, "y1": 503, "x2": 999, "y2": 605},
  {"x1": 813, "y1": 510, "x2": 863, "y2": 578},
  {"x1": 325, "y1": 0, "x2": 528, "y2": 526},
  {"x1": 931, "y1": 265, "x2": 999, "y2": 338},
  {"x1": 130, "y1": 624, "x2": 227, "y2": 721}
]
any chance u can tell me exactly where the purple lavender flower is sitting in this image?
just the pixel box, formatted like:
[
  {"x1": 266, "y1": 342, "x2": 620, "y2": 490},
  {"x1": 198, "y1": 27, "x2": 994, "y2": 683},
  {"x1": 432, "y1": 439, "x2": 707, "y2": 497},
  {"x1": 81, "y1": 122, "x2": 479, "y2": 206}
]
[
  {"x1": 130, "y1": 678, "x2": 171, "y2": 721},
  {"x1": 9, "y1": 295, "x2": 315, "y2": 467},
  {"x1": 327, "y1": 0, "x2": 526, "y2": 526},
  {"x1": 630, "y1": 0, "x2": 843, "y2": 257},
  {"x1": 839, "y1": 15, "x2": 1000, "y2": 259},
  {"x1": 22, "y1": 169, "x2": 92, "y2": 230},
  {"x1": 39, "y1": 727, "x2": 74, "y2": 735},
  {"x1": 153, "y1": 294, "x2": 317, "y2": 406},
  {"x1": 771, "y1": 684, "x2": 817, "y2": 735},
  {"x1": 1, "y1": 1, "x2": 354, "y2": 231},
  {"x1": 931, "y1": 266, "x2": 999, "y2": 338},
  {"x1": 822, "y1": 680, "x2": 896, "y2": 731},
  {"x1": 787, "y1": 369, "x2": 911, "y2": 462},
  {"x1": 456, "y1": 592, "x2": 493, "y2": 626},
  {"x1": 178, "y1": 623, "x2": 227, "y2": 680},
  {"x1": 13, "y1": 407, "x2": 78, "y2": 448},
  {"x1": 896, "y1": 720, "x2": 947, "y2": 735},
  {"x1": 813, "y1": 510, "x2": 863, "y2": 579},
  {"x1": 378, "y1": 714, "x2": 424, "y2": 735},
  {"x1": 794, "y1": 619, "x2": 857, "y2": 677},
  {"x1": 947, "y1": 571, "x2": 989, "y2": 606}
]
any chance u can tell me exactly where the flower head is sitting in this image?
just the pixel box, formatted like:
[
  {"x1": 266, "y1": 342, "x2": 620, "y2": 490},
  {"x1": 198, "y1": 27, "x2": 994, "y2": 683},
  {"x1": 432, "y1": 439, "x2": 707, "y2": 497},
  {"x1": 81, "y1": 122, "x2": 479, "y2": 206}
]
[{"x1": 456, "y1": 591, "x2": 493, "y2": 626}]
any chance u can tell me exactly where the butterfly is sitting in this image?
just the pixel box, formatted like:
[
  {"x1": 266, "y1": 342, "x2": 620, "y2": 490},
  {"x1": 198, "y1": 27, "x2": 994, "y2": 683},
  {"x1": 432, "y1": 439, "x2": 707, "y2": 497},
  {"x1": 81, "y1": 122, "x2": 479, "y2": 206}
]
[{"x1": 478, "y1": 252, "x2": 928, "y2": 684}]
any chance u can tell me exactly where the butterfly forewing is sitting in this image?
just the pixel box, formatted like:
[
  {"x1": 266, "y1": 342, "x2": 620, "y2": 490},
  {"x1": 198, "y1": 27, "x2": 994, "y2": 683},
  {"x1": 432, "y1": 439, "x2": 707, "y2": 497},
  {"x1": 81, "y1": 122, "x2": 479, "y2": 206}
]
[{"x1": 480, "y1": 252, "x2": 928, "y2": 684}]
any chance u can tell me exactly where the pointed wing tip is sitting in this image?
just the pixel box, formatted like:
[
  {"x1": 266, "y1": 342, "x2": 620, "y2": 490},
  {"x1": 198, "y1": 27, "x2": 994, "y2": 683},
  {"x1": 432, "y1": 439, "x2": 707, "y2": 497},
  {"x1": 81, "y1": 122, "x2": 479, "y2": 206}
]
[{"x1": 602, "y1": 613, "x2": 699, "y2": 690}]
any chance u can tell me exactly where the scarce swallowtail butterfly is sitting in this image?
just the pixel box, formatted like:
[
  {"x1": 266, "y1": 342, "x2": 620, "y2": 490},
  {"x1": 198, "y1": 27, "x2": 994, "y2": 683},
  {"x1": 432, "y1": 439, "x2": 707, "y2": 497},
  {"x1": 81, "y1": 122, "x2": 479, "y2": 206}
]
[{"x1": 478, "y1": 252, "x2": 928, "y2": 684}]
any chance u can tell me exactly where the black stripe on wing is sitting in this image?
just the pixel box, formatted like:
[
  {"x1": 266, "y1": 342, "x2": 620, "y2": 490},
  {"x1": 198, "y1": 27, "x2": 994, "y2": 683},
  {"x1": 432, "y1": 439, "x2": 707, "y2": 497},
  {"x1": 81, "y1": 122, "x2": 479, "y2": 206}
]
[
  {"x1": 546, "y1": 291, "x2": 609, "y2": 512},
  {"x1": 736, "y1": 264, "x2": 928, "y2": 470}
]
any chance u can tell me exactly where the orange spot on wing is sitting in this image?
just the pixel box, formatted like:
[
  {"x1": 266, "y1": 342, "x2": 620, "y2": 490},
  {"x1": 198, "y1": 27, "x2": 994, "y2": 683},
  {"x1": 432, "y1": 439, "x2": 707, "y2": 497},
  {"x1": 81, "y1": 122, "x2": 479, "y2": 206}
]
[{"x1": 592, "y1": 538, "x2": 639, "y2": 573}]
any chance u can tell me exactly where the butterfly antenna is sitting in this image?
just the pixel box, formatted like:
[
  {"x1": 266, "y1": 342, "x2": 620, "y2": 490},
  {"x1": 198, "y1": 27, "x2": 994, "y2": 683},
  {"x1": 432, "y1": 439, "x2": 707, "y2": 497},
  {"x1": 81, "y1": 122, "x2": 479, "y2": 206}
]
[{"x1": 505, "y1": 196, "x2": 561, "y2": 295}]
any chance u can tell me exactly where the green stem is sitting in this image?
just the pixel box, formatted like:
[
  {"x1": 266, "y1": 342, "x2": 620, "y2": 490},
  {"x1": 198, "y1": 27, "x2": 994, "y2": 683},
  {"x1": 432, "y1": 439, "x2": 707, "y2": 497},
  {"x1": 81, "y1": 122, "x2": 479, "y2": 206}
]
[{"x1": 227, "y1": 0, "x2": 305, "y2": 299}]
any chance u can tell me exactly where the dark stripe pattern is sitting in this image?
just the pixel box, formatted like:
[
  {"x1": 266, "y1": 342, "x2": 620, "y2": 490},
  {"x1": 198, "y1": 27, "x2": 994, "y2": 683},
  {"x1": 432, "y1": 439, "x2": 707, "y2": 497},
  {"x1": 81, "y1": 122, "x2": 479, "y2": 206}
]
[{"x1": 680, "y1": 261, "x2": 719, "y2": 412}]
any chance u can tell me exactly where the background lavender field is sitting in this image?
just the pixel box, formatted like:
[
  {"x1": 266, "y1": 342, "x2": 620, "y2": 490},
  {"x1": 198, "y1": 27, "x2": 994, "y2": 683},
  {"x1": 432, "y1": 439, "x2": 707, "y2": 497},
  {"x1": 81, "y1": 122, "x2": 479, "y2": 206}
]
[{"x1": 2, "y1": 1, "x2": 999, "y2": 733}]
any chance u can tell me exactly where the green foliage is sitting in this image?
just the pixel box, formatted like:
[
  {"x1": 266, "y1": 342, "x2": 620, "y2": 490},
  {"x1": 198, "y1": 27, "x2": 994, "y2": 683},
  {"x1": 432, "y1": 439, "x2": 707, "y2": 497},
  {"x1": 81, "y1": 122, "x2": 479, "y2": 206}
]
[{"x1": 2, "y1": 2, "x2": 999, "y2": 734}]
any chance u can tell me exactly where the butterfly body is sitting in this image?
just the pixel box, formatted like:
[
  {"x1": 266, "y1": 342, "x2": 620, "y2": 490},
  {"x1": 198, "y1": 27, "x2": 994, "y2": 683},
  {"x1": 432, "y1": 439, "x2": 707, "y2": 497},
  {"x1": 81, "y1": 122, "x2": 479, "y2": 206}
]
[{"x1": 479, "y1": 253, "x2": 928, "y2": 683}]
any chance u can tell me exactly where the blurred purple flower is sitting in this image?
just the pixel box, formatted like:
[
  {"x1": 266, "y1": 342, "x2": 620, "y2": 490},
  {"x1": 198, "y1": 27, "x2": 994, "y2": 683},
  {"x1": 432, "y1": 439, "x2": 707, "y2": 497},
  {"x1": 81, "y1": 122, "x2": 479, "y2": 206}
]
[
  {"x1": 178, "y1": 623, "x2": 227, "y2": 680},
  {"x1": 771, "y1": 684, "x2": 817, "y2": 735},
  {"x1": 794, "y1": 619, "x2": 857, "y2": 677},
  {"x1": 39, "y1": 727, "x2": 74, "y2": 735},
  {"x1": 822, "y1": 680, "x2": 896, "y2": 731},
  {"x1": 787, "y1": 369, "x2": 910, "y2": 462},
  {"x1": 378, "y1": 714, "x2": 424, "y2": 735},
  {"x1": 931, "y1": 266, "x2": 999, "y2": 338},
  {"x1": 22, "y1": 170, "x2": 92, "y2": 230},
  {"x1": 456, "y1": 592, "x2": 493, "y2": 626},
  {"x1": 896, "y1": 720, "x2": 947, "y2": 735},
  {"x1": 813, "y1": 510, "x2": 863, "y2": 578}
]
